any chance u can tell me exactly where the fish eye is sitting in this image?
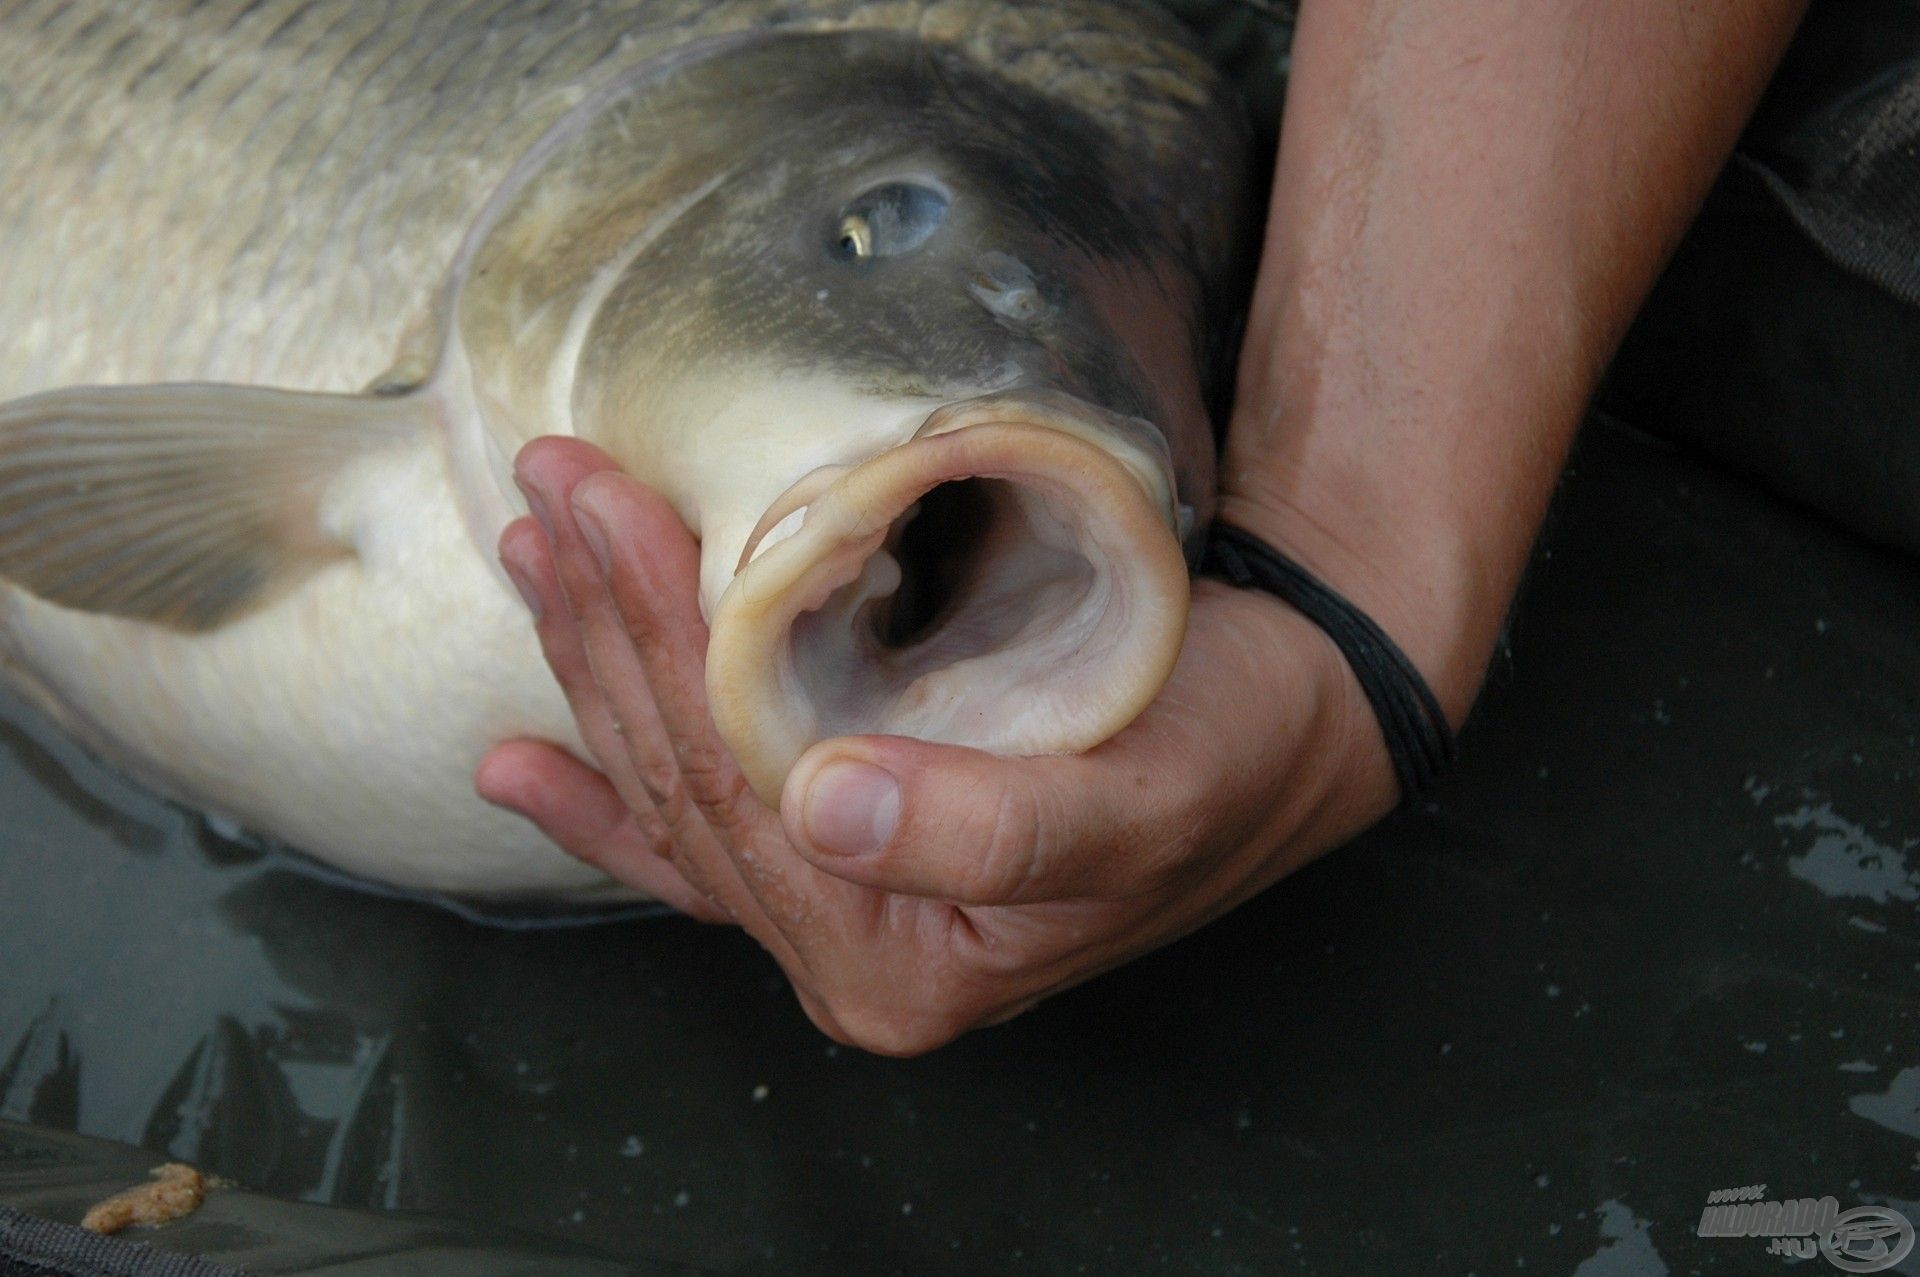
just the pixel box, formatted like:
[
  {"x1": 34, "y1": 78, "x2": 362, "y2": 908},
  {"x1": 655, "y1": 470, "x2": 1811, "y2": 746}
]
[{"x1": 831, "y1": 181, "x2": 949, "y2": 261}]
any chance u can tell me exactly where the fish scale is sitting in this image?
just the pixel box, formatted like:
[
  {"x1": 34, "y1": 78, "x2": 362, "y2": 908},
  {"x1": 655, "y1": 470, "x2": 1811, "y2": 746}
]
[
  {"x1": 0, "y1": 0, "x2": 1249, "y2": 899},
  {"x1": 0, "y1": 0, "x2": 1218, "y2": 394}
]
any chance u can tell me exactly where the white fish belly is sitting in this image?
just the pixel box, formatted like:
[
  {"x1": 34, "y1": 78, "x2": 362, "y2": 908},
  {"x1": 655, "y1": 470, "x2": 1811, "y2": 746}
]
[{"x1": 0, "y1": 434, "x2": 622, "y2": 900}]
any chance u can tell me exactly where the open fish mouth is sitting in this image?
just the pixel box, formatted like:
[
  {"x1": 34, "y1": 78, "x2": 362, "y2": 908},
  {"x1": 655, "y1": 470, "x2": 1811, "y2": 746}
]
[{"x1": 707, "y1": 390, "x2": 1191, "y2": 803}]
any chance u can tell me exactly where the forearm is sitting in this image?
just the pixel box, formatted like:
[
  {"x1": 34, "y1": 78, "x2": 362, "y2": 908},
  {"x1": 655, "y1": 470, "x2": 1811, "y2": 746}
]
[{"x1": 1220, "y1": 0, "x2": 1807, "y2": 720}]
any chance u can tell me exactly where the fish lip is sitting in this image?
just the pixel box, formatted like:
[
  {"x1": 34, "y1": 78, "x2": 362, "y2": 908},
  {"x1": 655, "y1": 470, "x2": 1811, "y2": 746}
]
[
  {"x1": 730, "y1": 389, "x2": 1181, "y2": 574},
  {"x1": 911, "y1": 388, "x2": 1182, "y2": 519},
  {"x1": 707, "y1": 391, "x2": 1190, "y2": 805}
]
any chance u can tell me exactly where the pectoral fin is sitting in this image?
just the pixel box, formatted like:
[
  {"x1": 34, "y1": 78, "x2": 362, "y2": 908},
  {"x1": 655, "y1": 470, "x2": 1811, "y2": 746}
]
[{"x1": 0, "y1": 382, "x2": 432, "y2": 630}]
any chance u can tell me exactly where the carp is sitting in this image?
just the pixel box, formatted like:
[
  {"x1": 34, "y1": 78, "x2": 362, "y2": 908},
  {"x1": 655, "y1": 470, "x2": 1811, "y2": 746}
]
[{"x1": 0, "y1": 0, "x2": 1251, "y2": 899}]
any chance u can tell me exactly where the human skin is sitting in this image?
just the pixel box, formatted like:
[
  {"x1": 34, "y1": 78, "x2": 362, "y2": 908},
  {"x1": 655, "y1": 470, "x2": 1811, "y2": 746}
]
[{"x1": 476, "y1": 0, "x2": 1809, "y2": 1054}]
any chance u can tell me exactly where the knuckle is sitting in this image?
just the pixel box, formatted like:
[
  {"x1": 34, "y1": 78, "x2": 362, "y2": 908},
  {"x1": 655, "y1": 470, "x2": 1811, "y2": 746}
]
[
  {"x1": 820, "y1": 989, "x2": 969, "y2": 1058},
  {"x1": 573, "y1": 811, "x2": 676, "y2": 877},
  {"x1": 636, "y1": 818, "x2": 679, "y2": 863},
  {"x1": 952, "y1": 780, "x2": 1046, "y2": 904},
  {"x1": 954, "y1": 927, "x2": 1034, "y2": 982},
  {"x1": 676, "y1": 740, "x2": 749, "y2": 806},
  {"x1": 633, "y1": 753, "x2": 687, "y2": 810},
  {"x1": 676, "y1": 743, "x2": 764, "y2": 837},
  {"x1": 839, "y1": 1011, "x2": 959, "y2": 1058},
  {"x1": 614, "y1": 593, "x2": 663, "y2": 647},
  {"x1": 946, "y1": 910, "x2": 1047, "y2": 986}
]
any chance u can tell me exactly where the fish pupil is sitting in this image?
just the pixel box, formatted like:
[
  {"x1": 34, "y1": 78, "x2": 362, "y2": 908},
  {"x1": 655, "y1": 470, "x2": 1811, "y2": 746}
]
[{"x1": 831, "y1": 181, "x2": 949, "y2": 261}]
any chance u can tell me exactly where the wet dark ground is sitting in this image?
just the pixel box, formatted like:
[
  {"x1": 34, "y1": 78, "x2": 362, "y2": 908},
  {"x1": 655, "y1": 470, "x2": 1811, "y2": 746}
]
[{"x1": 0, "y1": 419, "x2": 1916, "y2": 1275}]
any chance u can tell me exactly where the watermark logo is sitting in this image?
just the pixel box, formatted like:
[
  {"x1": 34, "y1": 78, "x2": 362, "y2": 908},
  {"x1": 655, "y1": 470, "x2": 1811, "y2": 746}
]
[{"x1": 1697, "y1": 1186, "x2": 1914, "y2": 1272}]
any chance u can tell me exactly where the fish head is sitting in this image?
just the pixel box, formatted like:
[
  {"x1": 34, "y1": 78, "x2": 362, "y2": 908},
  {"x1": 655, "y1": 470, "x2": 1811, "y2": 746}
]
[{"x1": 506, "y1": 22, "x2": 1255, "y2": 800}]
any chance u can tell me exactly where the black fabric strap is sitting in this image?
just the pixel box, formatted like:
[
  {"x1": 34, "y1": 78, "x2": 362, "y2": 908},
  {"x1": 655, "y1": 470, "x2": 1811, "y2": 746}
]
[{"x1": 1198, "y1": 521, "x2": 1457, "y2": 798}]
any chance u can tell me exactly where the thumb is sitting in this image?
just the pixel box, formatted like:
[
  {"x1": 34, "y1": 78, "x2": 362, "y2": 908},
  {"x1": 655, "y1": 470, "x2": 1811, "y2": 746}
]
[{"x1": 780, "y1": 736, "x2": 1172, "y2": 906}]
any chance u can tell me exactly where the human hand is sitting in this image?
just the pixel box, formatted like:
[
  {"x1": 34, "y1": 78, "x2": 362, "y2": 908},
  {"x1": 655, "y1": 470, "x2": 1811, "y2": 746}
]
[{"x1": 475, "y1": 437, "x2": 1405, "y2": 1055}]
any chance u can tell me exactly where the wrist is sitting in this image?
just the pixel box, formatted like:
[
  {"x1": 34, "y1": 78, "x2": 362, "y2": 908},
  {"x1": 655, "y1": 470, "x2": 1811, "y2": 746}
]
[
  {"x1": 1214, "y1": 461, "x2": 1510, "y2": 733},
  {"x1": 1190, "y1": 573, "x2": 1405, "y2": 838}
]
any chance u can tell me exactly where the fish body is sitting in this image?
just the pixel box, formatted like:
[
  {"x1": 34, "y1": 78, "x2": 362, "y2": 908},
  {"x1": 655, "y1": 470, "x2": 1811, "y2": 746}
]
[{"x1": 0, "y1": 0, "x2": 1251, "y2": 899}]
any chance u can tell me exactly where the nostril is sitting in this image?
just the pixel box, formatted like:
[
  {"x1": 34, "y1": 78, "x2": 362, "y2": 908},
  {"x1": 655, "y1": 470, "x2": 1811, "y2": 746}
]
[{"x1": 968, "y1": 251, "x2": 1050, "y2": 329}]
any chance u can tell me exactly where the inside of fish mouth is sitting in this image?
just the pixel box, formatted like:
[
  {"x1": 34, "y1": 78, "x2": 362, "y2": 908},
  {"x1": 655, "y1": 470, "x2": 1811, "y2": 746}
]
[{"x1": 784, "y1": 472, "x2": 1107, "y2": 727}]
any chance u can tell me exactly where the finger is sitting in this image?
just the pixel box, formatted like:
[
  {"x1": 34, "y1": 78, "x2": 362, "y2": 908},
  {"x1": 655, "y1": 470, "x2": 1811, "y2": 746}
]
[
  {"x1": 499, "y1": 513, "x2": 727, "y2": 912},
  {"x1": 779, "y1": 734, "x2": 1207, "y2": 907},
  {"x1": 512, "y1": 436, "x2": 621, "y2": 547},
  {"x1": 499, "y1": 516, "x2": 665, "y2": 817},
  {"x1": 510, "y1": 444, "x2": 776, "y2": 931},
  {"x1": 546, "y1": 471, "x2": 741, "y2": 853},
  {"x1": 516, "y1": 448, "x2": 838, "y2": 971},
  {"x1": 514, "y1": 438, "x2": 670, "y2": 685},
  {"x1": 475, "y1": 739, "x2": 729, "y2": 923},
  {"x1": 560, "y1": 472, "x2": 871, "y2": 933},
  {"x1": 513, "y1": 442, "x2": 709, "y2": 833},
  {"x1": 568, "y1": 473, "x2": 763, "y2": 847}
]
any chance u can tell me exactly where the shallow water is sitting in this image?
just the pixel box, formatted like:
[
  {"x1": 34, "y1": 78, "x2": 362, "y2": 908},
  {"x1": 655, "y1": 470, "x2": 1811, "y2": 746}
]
[{"x1": 0, "y1": 421, "x2": 1916, "y2": 1274}]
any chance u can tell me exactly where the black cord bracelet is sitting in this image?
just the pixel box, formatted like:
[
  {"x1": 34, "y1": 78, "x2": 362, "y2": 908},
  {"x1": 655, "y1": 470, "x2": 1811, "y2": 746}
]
[{"x1": 1198, "y1": 521, "x2": 1457, "y2": 799}]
